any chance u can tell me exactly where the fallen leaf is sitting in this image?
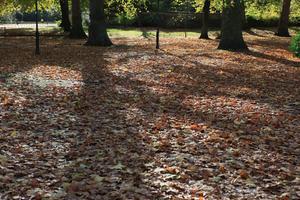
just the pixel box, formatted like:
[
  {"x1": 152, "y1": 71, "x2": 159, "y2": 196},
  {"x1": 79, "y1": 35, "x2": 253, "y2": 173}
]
[{"x1": 239, "y1": 169, "x2": 249, "y2": 179}]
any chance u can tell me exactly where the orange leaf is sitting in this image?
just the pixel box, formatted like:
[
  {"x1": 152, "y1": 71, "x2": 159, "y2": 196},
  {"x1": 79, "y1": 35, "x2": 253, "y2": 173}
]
[
  {"x1": 219, "y1": 164, "x2": 226, "y2": 173},
  {"x1": 239, "y1": 169, "x2": 249, "y2": 179},
  {"x1": 165, "y1": 166, "x2": 178, "y2": 174},
  {"x1": 190, "y1": 124, "x2": 207, "y2": 132},
  {"x1": 2, "y1": 95, "x2": 10, "y2": 106}
]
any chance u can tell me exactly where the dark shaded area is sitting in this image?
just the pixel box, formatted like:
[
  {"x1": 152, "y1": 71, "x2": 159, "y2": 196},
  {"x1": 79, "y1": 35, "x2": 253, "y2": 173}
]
[
  {"x1": 0, "y1": 28, "x2": 64, "y2": 37},
  {"x1": 86, "y1": 0, "x2": 112, "y2": 46},
  {"x1": 199, "y1": 0, "x2": 210, "y2": 39},
  {"x1": 0, "y1": 37, "x2": 161, "y2": 199},
  {"x1": 218, "y1": 0, "x2": 248, "y2": 51},
  {"x1": 276, "y1": 0, "x2": 291, "y2": 37},
  {"x1": 159, "y1": 49, "x2": 299, "y2": 108},
  {"x1": 243, "y1": 50, "x2": 300, "y2": 67},
  {"x1": 69, "y1": 0, "x2": 87, "y2": 39},
  {"x1": 59, "y1": 0, "x2": 71, "y2": 32}
]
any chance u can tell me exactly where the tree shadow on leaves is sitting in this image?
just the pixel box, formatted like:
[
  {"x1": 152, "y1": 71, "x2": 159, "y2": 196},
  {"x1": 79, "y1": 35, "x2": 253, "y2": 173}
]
[
  {"x1": 1, "y1": 36, "x2": 299, "y2": 199},
  {"x1": 242, "y1": 50, "x2": 299, "y2": 67},
  {"x1": 0, "y1": 37, "x2": 162, "y2": 199}
]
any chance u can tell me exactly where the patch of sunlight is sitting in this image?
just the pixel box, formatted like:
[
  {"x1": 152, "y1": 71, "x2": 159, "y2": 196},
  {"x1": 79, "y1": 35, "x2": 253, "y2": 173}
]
[
  {"x1": 20, "y1": 74, "x2": 84, "y2": 89},
  {"x1": 28, "y1": 65, "x2": 83, "y2": 81},
  {"x1": 7, "y1": 68, "x2": 84, "y2": 89}
]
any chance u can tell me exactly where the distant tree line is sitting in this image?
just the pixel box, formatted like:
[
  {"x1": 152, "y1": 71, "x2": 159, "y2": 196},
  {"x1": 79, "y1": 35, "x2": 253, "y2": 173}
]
[
  {"x1": 1, "y1": 0, "x2": 300, "y2": 28},
  {"x1": 0, "y1": 0, "x2": 298, "y2": 49}
]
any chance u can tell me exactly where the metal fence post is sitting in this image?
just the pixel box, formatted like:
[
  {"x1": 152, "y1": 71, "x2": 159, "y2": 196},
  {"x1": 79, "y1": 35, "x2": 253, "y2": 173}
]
[
  {"x1": 156, "y1": 0, "x2": 160, "y2": 49},
  {"x1": 35, "y1": 0, "x2": 40, "y2": 55}
]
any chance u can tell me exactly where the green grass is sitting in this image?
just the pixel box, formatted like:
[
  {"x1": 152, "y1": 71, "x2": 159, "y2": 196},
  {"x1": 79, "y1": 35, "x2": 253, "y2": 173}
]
[
  {"x1": 1, "y1": 26, "x2": 299, "y2": 38},
  {"x1": 1, "y1": 26, "x2": 204, "y2": 38},
  {"x1": 107, "y1": 28, "x2": 202, "y2": 38}
]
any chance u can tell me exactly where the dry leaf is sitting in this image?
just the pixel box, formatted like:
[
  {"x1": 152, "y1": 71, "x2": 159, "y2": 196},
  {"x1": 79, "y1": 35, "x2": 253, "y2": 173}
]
[{"x1": 239, "y1": 170, "x2": 249, "y2": 179}]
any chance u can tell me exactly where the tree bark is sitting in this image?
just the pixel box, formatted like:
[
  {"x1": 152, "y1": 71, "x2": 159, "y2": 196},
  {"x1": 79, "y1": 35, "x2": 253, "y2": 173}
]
[
  {"x1": 241, "y1": 0, "x2": 249, "y2": 30},
  {"x1": 86, "y1": 0, "x2": 112, "y2": 46},
  {"x1": 70, "y1": 0, "x2": 87, "y2": 38},
  {"x1": 276, "y1": 0, "x2": 291, "y2": 37},
  {"x1": 59, "y1": 0, "x2": 71, "y2": 32},
  {"x1": 218, "y1": 0, "x2": 247, "y2": 51},
  {"x1": 200, "y1": 0, "x2": 210, "y2": 39}
]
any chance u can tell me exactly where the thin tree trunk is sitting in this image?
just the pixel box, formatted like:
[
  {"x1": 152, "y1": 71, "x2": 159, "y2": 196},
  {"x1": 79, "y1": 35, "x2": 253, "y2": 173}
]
[
  {"x1": 241, "y1": 0, "x2": 249, "y2": 30},
  {"x1": 200, "y1": 0, "x2": 210, "y2": 39},
  {"x1": 276, "y1": 0, "x2": 291, "y2": 37},
  {"x1": 70, "y1": 0, "x2": 87, "y2": 38},
  {"x1": 59, "y1": 0, "x2": 71, "y2": 32},
  {"x1": 218, "y1": 0, "x2": 247, "y2": 51},
  {"x1": 86, "y1": 0, "x2": 112, "y2": 46}
]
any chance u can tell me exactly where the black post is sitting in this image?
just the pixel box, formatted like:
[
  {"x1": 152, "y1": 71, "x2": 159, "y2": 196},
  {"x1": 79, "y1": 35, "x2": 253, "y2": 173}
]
[
  {"x1": 184, "y1": 2, "x2": 187, "y2": 38},
  {"x1": 156, "y1": 0, "x2": 160, "y2": 49},
  {"x1": 35, "y1": 0, "x2": 40, "y2": 55}
]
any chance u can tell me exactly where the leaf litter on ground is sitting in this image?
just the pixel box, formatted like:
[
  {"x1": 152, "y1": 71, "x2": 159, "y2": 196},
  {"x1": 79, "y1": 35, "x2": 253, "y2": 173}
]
[{"x1": 0, "y1": 32, "x2": 299, "y2": 199}]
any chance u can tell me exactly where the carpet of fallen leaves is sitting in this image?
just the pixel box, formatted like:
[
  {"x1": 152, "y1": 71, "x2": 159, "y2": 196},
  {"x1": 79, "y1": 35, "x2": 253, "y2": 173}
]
[{"x1": 0, "y1": 32, "x2": 300, "y2": 200}]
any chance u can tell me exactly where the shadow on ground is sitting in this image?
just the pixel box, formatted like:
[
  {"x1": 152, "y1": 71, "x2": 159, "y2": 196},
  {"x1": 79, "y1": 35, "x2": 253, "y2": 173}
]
[{"x1": 0, "y1": 35, "x2": 299, "y2": 199}]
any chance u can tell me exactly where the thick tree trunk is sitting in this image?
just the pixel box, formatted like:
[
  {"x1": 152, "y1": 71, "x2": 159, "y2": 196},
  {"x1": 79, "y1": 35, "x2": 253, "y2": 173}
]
[
  {"x1": 70, "y1": 0, "x2": 87, "y2": 38},
  {"x1": 200, "y1": 0, "x2": 210, "y2": 39},
  {"x1": 86, "y1": 0, "x2": 112, "y2": 46},
  {"x1": 218, "y1": 0, "x2": 247, "y2": 51},
  {"x1": 276, "y1": 0, "x2": 291, "y2": 37},
  {"x1": 59, "y1": 0, "x2": 71, "y2": 32}
]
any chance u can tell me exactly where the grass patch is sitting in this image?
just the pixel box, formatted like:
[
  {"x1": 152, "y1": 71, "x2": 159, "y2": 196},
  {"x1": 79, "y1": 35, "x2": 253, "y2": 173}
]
[{"x1": 107, "y1": 28, "x2": 202, "y2": 38}]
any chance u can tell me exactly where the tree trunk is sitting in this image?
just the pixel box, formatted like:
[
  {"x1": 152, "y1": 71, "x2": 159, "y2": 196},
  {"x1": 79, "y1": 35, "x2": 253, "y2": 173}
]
[
  {"x1": 276, "y1": 0, "x2": 291, "y2": 37},
  {"x1": 218, "y1": 0, "x2": 247, "y2": 51},
  {"x1": 70, "y1": 0, "x2": 87, "y2": 38},
  {"x1": 86, "y1": 0, "x2": 112, "y2": 46},
  {"x1": 200, "y1": 0, "x2": 210, "y2": 39},
  {"x1": 59, "y1": 0, "x2": 71, "y2": 32}
]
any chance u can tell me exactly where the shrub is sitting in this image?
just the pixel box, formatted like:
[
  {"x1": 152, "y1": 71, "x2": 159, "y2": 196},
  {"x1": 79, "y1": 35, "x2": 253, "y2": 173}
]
[{"x1": 290, "y1": 32, "x2": 300, "y2": 57}]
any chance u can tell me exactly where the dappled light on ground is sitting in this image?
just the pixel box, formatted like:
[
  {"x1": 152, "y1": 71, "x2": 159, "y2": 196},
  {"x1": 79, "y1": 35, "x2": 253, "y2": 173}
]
[{"x1": 0, "y1": 33, "x2": 299, "y2": 199}]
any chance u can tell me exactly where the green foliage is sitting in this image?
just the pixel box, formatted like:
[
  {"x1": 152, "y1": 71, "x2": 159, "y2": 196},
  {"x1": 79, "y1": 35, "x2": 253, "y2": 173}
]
[
  {"x1": 0, "y1": 0, "x2": 58, "y2": 15},
  {"x1": 290, "y1": 32, "x2": 300, "y2": 57},
  {"x1": 1, "y1": 0, "x2": 300, "y2": 27}
]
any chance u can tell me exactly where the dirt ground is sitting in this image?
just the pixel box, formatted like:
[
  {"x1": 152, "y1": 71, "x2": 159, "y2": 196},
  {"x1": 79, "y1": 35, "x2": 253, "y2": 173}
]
[{"x1": 0, "y1": 33, "x2": 299, "y2": 199}]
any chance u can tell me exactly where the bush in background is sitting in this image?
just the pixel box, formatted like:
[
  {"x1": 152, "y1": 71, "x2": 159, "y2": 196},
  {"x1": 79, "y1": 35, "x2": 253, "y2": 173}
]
[{"x1": 290, "y1": 32, "x2": 300, "y2": 57}]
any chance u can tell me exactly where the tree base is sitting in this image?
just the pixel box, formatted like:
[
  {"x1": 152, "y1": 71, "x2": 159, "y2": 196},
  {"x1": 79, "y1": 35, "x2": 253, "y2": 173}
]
[
  {"x1": 242, "y1": 24, "x2": 251, "y2": 31},
  {"x1": 60, "y1": 22, "x2": 71, "y2": 32},
  {"x1": 275, "y1": 31, "x2": 291, "y2": 37},
  {"x1": 199, "y1": 34, "x2": 210, "y2": 39},
  {"x1": 85, "y1": 38, "x2": 113, "y2": 46},
  {"x1": 218, "y1": 41, "x2": 248, "y2": 51},
  {"x1": 86, "y1": 24, "x2": 113, "y2": 46},
  {"x1": 69, "y1": 30, "x2": 87, "y2": 39}
]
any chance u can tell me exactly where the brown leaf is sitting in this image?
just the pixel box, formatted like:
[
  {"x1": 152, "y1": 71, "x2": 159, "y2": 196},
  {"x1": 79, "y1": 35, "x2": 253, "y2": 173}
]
[
  {"x1": 219, "y1": 164, "x2": 226, "y2": 173},
  {"x1": 239, "y1": 169, "x2": 249, "y2": 179},
  {"x1": 30, "y1": 179, "x2": 39, "y2": 188},
  {"x1": 67, "y1": 181, "x2": 80, "y2": 193},
  {"x1": 232, "y1": 150, "x2": 240, "y2": 157},
  {"x1": 165, "y1": 166, "x2": 179, "y2": 174},
  {"x1": 33, "y1": 193, "x2": 42, "y2": 200},
  {"x1": 190, "y1": 124, "x2": 207, "y2": 132}
]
